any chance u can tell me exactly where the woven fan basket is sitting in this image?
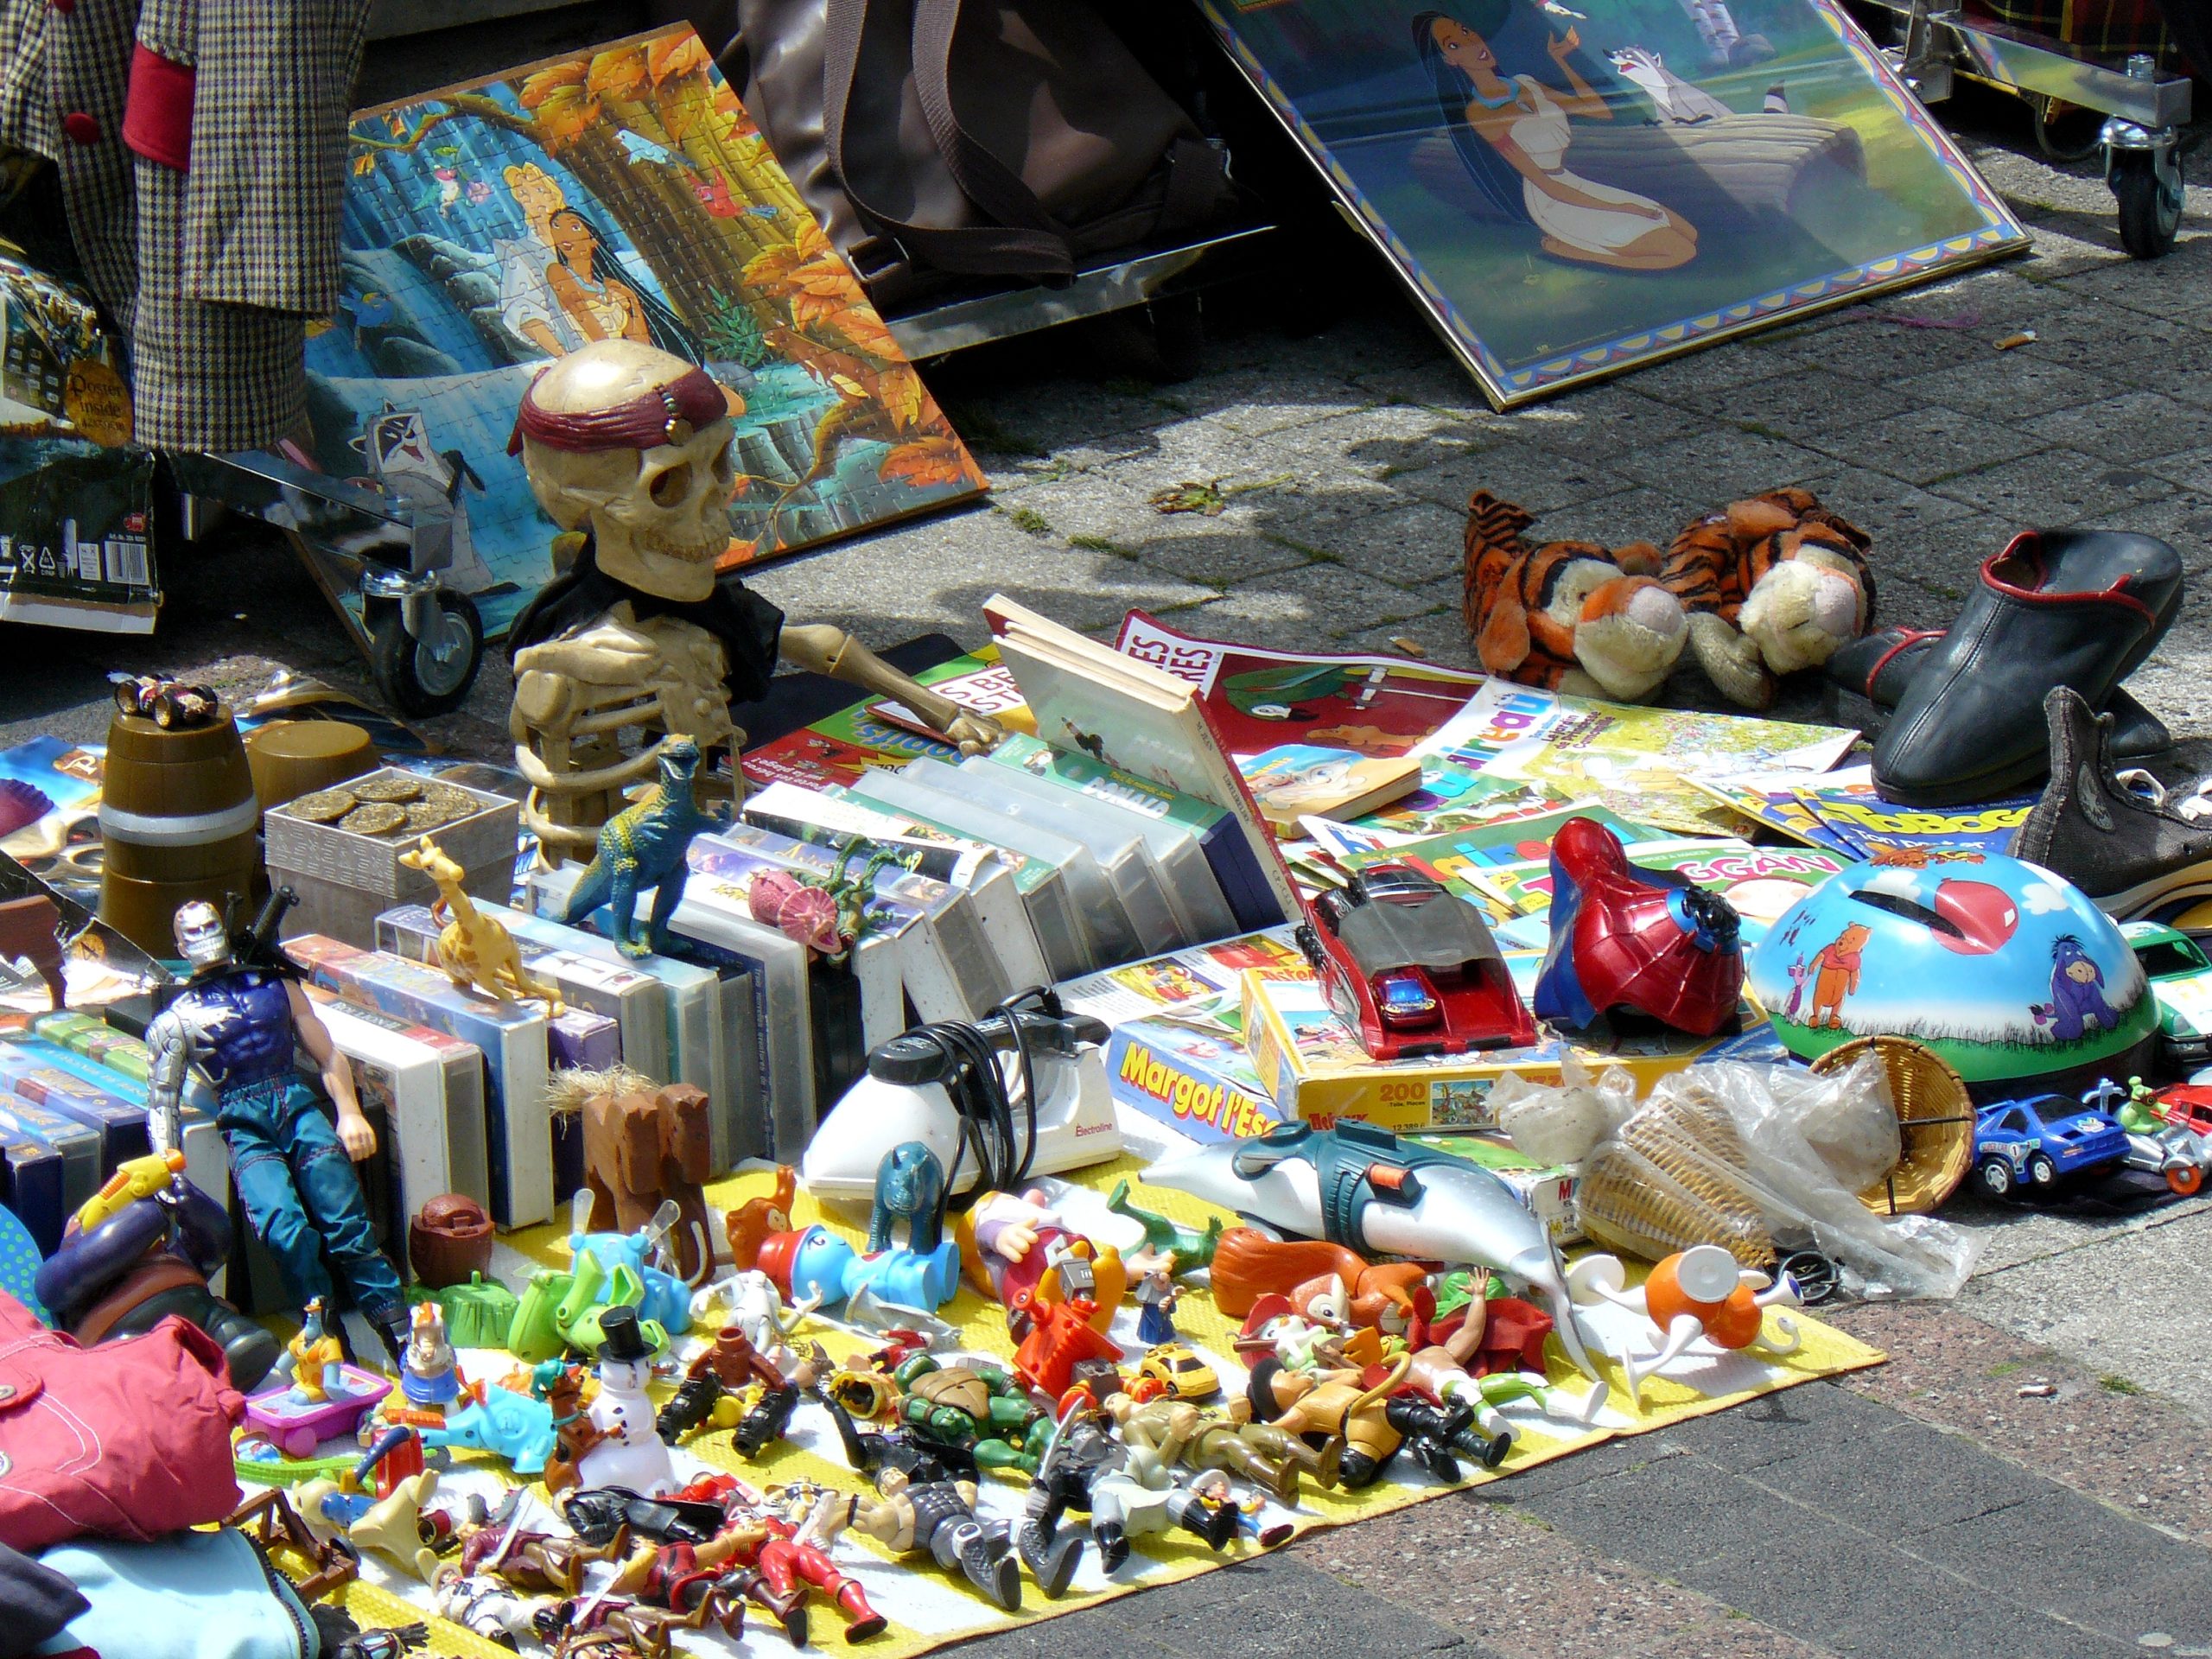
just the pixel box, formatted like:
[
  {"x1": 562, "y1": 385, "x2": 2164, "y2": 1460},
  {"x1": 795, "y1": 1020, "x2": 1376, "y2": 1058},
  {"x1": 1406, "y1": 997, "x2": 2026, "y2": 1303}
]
[
  {"x1": 1812, "y1": 1035, "x2": 1975, "y2": 1217},
  {"x1": 1577, "y1": 1087, "x2": 1776, "y2": 1269}
]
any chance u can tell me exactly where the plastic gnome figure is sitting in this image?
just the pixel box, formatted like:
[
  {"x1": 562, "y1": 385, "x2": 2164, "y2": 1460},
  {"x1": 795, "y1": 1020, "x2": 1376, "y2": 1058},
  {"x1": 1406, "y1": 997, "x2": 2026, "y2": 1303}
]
[
  {"x1": 504, "y1": 340, "x2": 1004, "y2": 861},
  {"x1": 576, "y1": 1306, "x2": 677, "y2": 1494}
]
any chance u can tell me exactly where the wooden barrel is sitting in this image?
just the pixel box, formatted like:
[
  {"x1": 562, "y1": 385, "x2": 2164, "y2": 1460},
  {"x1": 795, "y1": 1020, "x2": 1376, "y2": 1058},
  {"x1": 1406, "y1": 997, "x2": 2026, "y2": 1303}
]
[{"x1": 98, "y1": 709, "x2": 262, "y2": 954}]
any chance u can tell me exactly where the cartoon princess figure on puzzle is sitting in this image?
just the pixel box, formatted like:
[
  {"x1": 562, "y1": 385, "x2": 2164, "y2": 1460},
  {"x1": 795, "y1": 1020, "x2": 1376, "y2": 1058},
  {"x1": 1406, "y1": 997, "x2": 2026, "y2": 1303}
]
[{"x1": 1414, "y1": 3, "x2": 1699, "y2": 272}]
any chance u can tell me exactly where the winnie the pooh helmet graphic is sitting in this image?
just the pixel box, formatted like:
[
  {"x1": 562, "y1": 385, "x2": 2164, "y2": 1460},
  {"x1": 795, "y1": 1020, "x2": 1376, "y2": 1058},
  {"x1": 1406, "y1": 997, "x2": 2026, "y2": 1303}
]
[{"x1": 1749, "y1": 852, "x2": 2156, "y2": 1096}]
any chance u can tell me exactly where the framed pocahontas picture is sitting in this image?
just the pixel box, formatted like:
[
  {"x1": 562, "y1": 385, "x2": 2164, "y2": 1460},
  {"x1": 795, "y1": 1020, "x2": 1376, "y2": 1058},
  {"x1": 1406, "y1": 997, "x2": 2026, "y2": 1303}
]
[{"x1": 1197, "y1": 0, "x2": 2028, "y2": 406}]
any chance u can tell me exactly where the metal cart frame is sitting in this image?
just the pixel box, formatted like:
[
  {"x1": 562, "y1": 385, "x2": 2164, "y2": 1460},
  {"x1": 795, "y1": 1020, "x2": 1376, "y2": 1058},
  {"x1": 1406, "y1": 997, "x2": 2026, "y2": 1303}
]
[{"x1": 1855, "y1": 0, "x2": 2195, "y2": 257}]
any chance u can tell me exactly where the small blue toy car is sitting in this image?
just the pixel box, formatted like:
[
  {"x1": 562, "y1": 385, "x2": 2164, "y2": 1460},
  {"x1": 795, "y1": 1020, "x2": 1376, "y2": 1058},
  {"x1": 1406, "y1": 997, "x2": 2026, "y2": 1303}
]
[{"x1": 1973, "y1": 1092, "x2": 2131, "y2": 1198}]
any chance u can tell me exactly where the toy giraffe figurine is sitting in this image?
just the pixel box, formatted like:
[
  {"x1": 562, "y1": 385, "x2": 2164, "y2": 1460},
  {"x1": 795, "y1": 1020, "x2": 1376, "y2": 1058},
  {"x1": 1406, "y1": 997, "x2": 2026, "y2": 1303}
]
[{"x1": 400, "y1": 836, "x2": 564, "y2": 1010}]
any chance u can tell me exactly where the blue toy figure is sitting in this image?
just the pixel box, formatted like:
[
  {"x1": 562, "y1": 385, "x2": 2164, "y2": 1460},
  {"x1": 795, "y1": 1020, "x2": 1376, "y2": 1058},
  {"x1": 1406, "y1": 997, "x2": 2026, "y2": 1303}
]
[
  {"x1": 145, "y1": 895, "x2": 409, "y2": 1368},
  {"x1": 1134, "y1": 1261, "x2": 1180, "y2": 1346}
]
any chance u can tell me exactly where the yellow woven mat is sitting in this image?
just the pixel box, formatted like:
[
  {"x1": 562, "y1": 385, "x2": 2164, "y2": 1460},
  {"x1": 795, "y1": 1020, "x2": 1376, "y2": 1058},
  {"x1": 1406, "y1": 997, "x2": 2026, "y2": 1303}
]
[{"x1": 306, "y1": 1157, "x2": 1882, "y2": 1656}]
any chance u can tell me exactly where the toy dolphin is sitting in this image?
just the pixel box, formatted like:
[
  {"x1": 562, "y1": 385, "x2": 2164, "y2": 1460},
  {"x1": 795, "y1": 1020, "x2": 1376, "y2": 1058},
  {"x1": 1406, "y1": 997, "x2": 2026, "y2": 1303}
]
[{"x1": 1146, "y1": 1120, "x2": 1598, "y2": 1379}]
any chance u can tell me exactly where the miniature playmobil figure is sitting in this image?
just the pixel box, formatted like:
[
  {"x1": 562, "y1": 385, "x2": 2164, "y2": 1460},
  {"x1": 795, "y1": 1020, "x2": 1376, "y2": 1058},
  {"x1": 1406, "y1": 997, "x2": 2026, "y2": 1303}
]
[
  {"x1": 1020, "y1": 1394, "x2": 1236, "y2": 1587},
  {"x1": 145, "y1": 896, "x2": 410, "y2": 1365},
  {"x1": 279, "y1": 1297, "x2": 346, "y2": 1404},
  {"x1": 575, "y1": 1306, "x2": 679, "y2": 1494},
  {"x1": 505, "y1": 340, "x2": 1003, "y2": 861},
  {"x1": 433, "y1": 1567, "x2": 554, "y2": 1647},
  {"x1": 1134, "y1": 1260, "x2": 1182, "y2": 1346},
  {"x1": 401, "y1": 836, "x2": 565, "y2": 1008}
]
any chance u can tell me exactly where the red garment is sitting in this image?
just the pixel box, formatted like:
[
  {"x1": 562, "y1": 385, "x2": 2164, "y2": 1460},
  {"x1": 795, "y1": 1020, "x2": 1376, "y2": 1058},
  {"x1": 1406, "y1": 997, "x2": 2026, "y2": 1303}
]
[
  {"x1": 1472, "y1": 1296, "x2": 1554, "y2": 1378},
  {"x1": 0, "y1": 1290, "x2": 245, "y2": 1552}
]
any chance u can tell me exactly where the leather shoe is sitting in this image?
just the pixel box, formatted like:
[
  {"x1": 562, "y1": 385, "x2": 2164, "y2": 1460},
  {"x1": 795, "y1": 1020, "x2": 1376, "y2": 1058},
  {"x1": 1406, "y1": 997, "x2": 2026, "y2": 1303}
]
[
  {"x1": 2010, "y1": 687, "x2": 2212, "y2": 920},
  {"x1": 1872, "y1": 529, "x2": 2182, "y2": 805},
  {"x1": 1829, "y1": 626, "x2": 2172, "y2": 760}
]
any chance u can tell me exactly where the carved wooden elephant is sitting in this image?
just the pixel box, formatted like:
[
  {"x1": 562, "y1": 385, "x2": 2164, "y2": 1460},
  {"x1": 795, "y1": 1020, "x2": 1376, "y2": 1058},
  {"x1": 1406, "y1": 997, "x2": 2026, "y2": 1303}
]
[{"x1": 582, "y1": 1083, "x2": 716, "y2": 1284}]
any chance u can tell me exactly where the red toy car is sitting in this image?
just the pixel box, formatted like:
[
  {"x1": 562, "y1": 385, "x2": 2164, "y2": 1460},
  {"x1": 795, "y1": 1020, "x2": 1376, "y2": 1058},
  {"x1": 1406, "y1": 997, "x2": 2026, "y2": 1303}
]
[
  {"x1": 2152, "y1": 1084, "x2": 2212, "y2": 1139},
  {"x1": 1296, "y1": 864, "x2": 1536, "y2": 1061}
]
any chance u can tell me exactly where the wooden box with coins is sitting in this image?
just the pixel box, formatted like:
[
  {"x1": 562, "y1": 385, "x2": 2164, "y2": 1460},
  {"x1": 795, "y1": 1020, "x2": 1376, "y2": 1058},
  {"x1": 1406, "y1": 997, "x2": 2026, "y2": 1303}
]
[{"x1": 265, "y1": 768, "x2": 518, "y2": 949}]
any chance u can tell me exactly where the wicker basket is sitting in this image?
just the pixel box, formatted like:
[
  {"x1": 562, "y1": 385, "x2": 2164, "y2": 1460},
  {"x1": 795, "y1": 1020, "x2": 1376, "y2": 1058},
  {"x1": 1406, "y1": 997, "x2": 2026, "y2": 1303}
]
[
  {"x1": 1813, "y1": 1036, "x2": 1975, "y2": 1217},
  {"x1": 1577, "y1": 1087, "x2": 1777, "y2": 1270}
]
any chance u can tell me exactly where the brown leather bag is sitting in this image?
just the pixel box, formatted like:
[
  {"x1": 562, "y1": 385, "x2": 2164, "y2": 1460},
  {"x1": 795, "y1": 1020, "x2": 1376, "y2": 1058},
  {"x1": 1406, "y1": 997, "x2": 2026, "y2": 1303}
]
[{"x1": 653, "y1": 0, "x2": 1236, "y2": 303}]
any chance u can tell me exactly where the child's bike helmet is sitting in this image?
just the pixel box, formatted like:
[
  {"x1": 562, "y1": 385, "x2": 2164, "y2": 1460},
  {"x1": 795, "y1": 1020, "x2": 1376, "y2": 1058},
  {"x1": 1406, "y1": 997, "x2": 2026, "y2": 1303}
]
[{"x1": 1748, "y1": 851, "x2": 2155, "y2": 1098}]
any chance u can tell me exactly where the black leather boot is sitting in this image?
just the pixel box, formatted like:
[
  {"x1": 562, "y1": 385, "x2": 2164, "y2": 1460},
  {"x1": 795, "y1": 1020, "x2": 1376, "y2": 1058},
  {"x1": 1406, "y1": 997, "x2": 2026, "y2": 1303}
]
[
  {"x1": 1871, "y1": 530, "x2": 2183, "y2": 805},
  {"x1": 1829, "y1": 626, "x2": 2172, "y2": 760}
]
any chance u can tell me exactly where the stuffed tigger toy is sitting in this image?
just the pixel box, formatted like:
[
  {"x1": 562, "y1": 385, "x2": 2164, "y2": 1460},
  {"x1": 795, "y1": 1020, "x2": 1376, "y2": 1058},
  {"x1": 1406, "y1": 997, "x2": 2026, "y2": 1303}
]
[
  {"x1": 1461, "y1": 490, "x2": 1688, "y2": 702},
  {"x1": 1657, "y1": 487, "x2": 1874, "y2": 709}
]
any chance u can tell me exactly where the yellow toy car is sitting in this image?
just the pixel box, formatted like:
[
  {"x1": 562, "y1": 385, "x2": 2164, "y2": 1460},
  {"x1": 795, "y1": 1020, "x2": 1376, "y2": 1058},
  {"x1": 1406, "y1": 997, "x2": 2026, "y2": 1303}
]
[{"x1": 1136, "y1": 1343, "x2": 1219, "y2": 1402}]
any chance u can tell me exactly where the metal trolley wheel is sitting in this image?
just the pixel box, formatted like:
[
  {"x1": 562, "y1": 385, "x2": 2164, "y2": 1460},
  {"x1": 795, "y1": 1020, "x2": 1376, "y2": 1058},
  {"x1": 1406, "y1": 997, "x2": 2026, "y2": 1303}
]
[
  {"x1": 2109, "y1": 143, "x2": 2185, "y2": 259},
  {"x1": 365, "y1": 586, "x2": 483, "y2": 718}
]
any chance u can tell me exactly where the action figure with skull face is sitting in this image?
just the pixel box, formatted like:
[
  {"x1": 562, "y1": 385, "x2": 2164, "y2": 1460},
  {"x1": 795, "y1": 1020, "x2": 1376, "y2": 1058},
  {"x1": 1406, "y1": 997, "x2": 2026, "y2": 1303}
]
[{"x1": 505, "y1": 341, "x2": 1001, "y2": 861}]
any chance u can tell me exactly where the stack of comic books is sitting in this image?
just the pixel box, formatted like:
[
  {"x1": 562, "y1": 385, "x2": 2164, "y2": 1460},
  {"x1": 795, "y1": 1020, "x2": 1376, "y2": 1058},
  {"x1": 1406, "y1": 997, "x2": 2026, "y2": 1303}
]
[{"x1": 1692, "y1": 763, "x2": 2037, "y2": 859}]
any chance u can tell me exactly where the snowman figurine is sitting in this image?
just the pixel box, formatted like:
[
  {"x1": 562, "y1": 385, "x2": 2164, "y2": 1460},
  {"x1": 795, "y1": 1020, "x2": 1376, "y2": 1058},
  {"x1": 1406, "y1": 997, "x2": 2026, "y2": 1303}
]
[{"x1": 575, "y1": 1306, "x2": 677, "y2": 1495}]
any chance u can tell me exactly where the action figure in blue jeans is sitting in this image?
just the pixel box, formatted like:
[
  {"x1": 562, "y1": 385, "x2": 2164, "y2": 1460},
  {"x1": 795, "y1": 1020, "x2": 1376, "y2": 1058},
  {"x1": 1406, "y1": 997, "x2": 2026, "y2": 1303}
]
[{"x1": 146, "y1": 897, "x2": 410, "y2": 1369}]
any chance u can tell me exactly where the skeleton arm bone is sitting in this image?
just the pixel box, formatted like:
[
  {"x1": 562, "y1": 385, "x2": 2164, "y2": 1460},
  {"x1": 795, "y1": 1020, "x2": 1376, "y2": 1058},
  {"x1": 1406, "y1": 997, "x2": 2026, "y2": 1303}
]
[{"x1": 779, "y1": 624, "x2": 1003, "y2": 753}]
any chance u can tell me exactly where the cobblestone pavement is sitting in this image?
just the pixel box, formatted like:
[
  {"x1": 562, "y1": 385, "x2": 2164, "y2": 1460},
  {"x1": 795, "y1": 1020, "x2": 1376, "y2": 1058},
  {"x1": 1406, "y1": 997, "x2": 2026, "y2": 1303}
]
[{"x1": 6, "y1": 65, "x2": 2212, "y2": 1657}]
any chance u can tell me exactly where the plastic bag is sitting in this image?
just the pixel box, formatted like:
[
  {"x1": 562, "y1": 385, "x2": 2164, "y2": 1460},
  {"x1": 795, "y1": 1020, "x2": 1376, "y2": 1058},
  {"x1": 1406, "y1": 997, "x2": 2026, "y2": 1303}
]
[
  {"x1": 1578, "y1": 1056, "x2": 1979, "y2": 1301},
  {"x1": 1489, "y1": 1054, "x2": 1636, "y2": 1167}
]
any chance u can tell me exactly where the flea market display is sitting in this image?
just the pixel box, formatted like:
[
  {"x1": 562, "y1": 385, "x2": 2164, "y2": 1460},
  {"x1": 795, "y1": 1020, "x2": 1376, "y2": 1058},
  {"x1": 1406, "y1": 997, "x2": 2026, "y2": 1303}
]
[
  {"x1": 8, "y1": 412, "x2": 2211, "y2": 1650},
  {"x1": 3, "y1": 0, "x2": 2211, "y2": 1656}
]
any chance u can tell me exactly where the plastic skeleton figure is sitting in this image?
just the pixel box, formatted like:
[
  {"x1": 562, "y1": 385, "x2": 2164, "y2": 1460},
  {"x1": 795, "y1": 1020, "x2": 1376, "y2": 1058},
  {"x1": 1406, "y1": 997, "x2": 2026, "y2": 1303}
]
[{"x1": 146, "y1": 899, "x2": 410, "y2": 1366}]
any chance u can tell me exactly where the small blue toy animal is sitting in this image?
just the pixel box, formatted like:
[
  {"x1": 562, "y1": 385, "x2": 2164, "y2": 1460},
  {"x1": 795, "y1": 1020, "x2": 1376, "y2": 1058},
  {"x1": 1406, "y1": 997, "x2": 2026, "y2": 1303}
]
[
  {"x1": 563, "y1": 737, "x2": 715, "y2": 957},
  {"x1": 868, "y1": 1141, "x2": 948, "y2": 1256},
  {"x1": 419, "y1": 1379, "x2": 560, "y2": 1475}
]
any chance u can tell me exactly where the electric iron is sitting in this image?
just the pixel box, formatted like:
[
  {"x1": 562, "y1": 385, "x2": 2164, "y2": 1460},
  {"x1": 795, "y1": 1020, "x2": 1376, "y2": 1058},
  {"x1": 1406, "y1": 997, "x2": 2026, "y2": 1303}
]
[{"x1": 801, "y1": 993, "x2": 1122, "y2": 1199}]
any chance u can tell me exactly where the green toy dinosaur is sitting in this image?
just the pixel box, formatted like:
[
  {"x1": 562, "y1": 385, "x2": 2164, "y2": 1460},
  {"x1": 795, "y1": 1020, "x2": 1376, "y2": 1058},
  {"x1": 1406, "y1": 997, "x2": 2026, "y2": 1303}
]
[{"x1": 562, "y1": 736, "x2": 715, "y2": 957}]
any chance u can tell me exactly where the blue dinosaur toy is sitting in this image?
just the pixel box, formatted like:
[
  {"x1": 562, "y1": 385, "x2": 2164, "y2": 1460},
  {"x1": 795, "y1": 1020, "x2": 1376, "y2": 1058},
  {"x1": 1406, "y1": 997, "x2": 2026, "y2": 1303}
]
[
  {"x1": 562, "y1": 736, "x2": 715, "y2": 957},
  {"x1": 419, "y1": 1379, "x2": 559, "y2": 1475},
  {"x1": 869, "y1": 1141, "x2": 948, "y2": 1256}
]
